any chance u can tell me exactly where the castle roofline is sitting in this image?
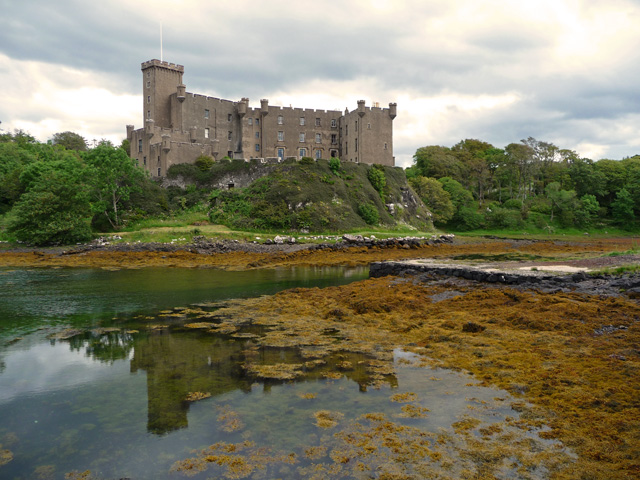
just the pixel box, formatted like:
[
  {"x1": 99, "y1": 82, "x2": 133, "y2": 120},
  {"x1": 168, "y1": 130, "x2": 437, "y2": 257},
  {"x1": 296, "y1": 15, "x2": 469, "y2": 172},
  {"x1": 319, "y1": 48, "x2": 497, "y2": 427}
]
[{"x1": 141, "y1": 59, "x2": 184, "y2": 73}]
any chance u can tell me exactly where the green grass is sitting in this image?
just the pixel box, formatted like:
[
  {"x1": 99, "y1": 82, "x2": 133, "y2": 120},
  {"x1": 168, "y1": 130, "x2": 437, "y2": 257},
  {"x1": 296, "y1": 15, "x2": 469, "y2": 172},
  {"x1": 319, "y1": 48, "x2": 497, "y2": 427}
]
[{"x1": 592, "y1": 264, "x2": 640, "y2": 275}]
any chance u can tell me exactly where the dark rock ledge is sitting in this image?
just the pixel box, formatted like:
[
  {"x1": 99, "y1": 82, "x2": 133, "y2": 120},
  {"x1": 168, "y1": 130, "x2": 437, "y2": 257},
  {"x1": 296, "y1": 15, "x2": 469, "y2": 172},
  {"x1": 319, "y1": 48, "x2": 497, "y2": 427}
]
[{"x1": 369, "y1": 260, "x2": 640, "y2": 298}]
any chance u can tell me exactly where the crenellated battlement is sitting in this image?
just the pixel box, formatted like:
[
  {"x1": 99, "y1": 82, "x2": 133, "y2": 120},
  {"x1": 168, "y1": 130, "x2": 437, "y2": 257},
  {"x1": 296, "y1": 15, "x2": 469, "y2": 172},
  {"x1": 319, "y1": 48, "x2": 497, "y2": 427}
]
[
  {"x1": 141, "y1": 59, "x2": 184, "y2": 73},
  {"x1": 130, "y1": 58, "x2": 396, "y2": 176}
]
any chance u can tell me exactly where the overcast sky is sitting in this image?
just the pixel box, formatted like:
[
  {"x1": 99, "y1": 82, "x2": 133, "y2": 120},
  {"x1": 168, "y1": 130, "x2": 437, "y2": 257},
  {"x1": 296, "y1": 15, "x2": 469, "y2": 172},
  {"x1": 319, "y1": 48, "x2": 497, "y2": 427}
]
[{"x1": 1, "y1": 0, "x2": 639, "y2": 168}]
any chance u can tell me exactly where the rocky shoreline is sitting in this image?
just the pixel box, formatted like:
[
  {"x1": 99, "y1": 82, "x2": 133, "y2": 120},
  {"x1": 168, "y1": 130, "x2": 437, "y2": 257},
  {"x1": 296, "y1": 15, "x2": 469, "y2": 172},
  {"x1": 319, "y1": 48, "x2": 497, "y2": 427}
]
[
  {"x1": 370, "y1": 259, "x2": 640, "y2": 297},
  {"x1": 16, "y1": 233, "x2": 456, "y2": 256}
]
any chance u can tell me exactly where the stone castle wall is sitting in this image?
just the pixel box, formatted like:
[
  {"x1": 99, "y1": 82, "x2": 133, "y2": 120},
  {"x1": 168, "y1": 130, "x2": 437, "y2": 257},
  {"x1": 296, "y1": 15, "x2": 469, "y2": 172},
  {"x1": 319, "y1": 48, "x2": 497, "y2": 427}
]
[{"x1": 128, "y1": 59, "x2": 397, "y2": 177}]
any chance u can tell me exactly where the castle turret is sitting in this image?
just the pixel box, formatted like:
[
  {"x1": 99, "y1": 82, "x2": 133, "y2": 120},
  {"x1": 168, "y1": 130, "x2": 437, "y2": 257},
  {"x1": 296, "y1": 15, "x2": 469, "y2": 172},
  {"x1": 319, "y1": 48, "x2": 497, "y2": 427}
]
[
  {"x1": 145, "y1": 119, "x2": 155, "y2": 138},
  {"x1": 141, "y1": 60, "x2": 184, "y2": 128},
  {"x1": 177, "y1": 84, "x2": 186, "y2": 103},
  {"x1": 260, "y1": 99, "x2": 269, "y2": 116},
  {"x1": 162, "y1": 134, "x2": 171, "y2": 152},
  {"x1": 238, "y1": 98, "x2": 248, "y2": 117},
  {"x1": 389, "y1": 103, "x2": 397, "y2": 120},
  {"x1": 357, "y1": 100, "x2": 366, "y2": 117}
]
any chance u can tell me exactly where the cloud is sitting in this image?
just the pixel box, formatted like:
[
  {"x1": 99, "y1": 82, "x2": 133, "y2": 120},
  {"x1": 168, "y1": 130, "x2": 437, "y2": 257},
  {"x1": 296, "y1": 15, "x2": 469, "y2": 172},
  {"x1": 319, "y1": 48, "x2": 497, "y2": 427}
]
[{"x1": 1, "y1": 0, "x2": 639, "y2": 164}]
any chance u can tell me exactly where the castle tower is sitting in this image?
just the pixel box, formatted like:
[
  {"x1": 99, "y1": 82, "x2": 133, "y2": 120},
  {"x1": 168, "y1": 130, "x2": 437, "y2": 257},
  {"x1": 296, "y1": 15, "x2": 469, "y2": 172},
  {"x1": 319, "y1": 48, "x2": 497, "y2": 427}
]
[{"x1": 141, "y1": 60, "x2": 184, "y2": 129}]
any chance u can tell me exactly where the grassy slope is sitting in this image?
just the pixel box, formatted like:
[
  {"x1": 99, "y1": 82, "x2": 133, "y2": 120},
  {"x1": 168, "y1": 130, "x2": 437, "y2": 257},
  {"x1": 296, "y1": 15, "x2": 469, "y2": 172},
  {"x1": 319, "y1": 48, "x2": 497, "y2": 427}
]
[{"x1": 206, "y1": 159, "x2": 433, "y2": 233}]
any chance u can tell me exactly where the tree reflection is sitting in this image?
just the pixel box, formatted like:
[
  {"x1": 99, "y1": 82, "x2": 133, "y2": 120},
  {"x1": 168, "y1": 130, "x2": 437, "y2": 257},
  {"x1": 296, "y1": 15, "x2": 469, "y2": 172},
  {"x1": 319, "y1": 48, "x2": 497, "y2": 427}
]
[{"x1": 66, "y1": 327, "x2": 398, "y2": 435}]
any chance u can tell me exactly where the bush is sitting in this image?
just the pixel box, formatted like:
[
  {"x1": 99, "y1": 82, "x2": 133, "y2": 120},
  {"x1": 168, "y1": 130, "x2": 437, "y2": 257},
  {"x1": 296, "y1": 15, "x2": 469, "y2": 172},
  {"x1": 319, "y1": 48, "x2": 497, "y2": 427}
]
[
  {"x1": 502, "y1": 199, "x2": 523, "y2": 210},
  {"x1": 300, "y1": 157, "x2": 314, "y2": 165},
  {"x1": 195, "y1": 155, "x2": 214, "y2": 171},
  {"x1": 367, "y1": 165, "x2": 387, "y2": 198},
  {"x1": 329, "y1": 157, "x2": 341, "y2": 176},
  {"x1": 358, "y1": 202, "x2": 380, "y2": 225},
  {"x1": 485, "y1": 207, "x2": 523, "y2": 229},
  {"x1": 453, "y1": 206, "x2": 484, "y2": 231}
]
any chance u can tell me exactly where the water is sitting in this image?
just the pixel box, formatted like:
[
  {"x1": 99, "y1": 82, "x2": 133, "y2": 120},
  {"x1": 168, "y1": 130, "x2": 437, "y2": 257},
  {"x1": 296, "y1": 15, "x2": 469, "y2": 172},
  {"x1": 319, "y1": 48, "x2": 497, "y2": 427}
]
[{"x1": 0, "y1": 266, "x2": 569, "y2": 479}]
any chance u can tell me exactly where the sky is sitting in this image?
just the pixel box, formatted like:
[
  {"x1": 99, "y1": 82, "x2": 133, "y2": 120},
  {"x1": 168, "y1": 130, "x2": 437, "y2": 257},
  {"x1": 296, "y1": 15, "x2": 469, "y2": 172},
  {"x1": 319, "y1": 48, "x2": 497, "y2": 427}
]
[{"x1": 1, "y1": 0, "x2": 639, "y2": 168}]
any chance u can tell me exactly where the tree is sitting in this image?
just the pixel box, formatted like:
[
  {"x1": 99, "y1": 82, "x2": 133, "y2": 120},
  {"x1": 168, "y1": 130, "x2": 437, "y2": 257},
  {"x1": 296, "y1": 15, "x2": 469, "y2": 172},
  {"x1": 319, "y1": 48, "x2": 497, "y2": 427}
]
[
  {"x1": 82, "y1": 145, "x2": 146, "y2": 229},
  {"x1": 8, "y1": 161, "x2": 92, "y2": 245},
  {"x1": 575, "y1": 194, "x2": 600, "y2": 227},
  {"x1": 545, "y1": 182, "x2": 577, "y2": 226},
  {"x1": 611, "y1": 188, "x2": 635, "y2": 225},
  {"x1": 408, "y1": 176, "x2": 454, "y2": 224},
  {"x1": 51, "y1": 131, "x2": 88, "y2": 151},
  {"x1": 505, "y1": 143, "x2": 536, "y2": 200},
  {"x1": 413, "y1": 145, "x2": 465, "y2": 181}
]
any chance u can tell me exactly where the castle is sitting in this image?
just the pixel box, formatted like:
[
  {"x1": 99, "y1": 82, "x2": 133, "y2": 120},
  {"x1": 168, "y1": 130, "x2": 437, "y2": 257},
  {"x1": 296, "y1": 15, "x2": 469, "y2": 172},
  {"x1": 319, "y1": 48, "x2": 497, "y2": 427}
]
[{"x1": 127, "y1": 60, "x2": 397, "y2": 176}]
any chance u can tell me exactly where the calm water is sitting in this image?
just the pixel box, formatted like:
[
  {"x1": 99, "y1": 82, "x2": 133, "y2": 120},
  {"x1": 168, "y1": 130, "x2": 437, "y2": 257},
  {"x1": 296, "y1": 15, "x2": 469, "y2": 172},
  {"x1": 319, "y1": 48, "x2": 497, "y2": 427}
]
[{"x1": 0, "y1": 266, "x2": 565, "y2": 479}]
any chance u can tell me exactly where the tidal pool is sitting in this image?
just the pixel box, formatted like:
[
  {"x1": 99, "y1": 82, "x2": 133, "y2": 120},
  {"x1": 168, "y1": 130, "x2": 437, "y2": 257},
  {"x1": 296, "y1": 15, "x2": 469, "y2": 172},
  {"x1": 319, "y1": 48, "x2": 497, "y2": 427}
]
[{"x1": 0, "y1": 266, "x2": 570, "y2": 479}]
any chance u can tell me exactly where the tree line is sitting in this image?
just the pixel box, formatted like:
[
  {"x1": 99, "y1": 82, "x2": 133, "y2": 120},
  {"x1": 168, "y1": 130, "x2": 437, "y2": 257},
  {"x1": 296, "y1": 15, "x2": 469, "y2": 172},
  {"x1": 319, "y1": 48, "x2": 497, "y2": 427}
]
[
  {"x1": 406, "y1": 138, "x2": 640, "y2": 231},
  {"x1": 0, "y1": 130, "x2": 165, "y2": 245}
]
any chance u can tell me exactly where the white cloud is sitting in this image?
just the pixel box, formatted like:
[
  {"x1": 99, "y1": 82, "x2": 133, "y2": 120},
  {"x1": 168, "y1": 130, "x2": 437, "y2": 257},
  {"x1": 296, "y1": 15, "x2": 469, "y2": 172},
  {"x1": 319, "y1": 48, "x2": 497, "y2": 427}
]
[
  {"x1": 1, "y1": 0, "x2": 640, "y2": 163},
  {"x1": 0, "y1": 54, "x2": 138, "y2": 144}
]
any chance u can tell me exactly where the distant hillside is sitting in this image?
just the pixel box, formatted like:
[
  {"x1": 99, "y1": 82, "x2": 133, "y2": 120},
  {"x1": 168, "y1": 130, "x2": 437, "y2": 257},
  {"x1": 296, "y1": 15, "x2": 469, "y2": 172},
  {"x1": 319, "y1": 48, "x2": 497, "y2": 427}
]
[{"x1": 165, "y1": 158, "x2": 433, "y2": 232}]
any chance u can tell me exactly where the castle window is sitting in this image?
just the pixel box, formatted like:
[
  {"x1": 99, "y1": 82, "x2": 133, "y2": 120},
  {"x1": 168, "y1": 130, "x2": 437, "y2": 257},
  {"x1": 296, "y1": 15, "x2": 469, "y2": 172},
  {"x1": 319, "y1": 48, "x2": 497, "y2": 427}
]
[
  {"x1": 205, "y1": 128, "x2": 210, "y2": 139},
  {"x1": 355, "y1": 138, "x2": 358, "y2": 152},
  {"x1": 255, "y1": 144, "x2": 260, "y2": 152},
  {"x1": 158, "y1": 168, "x2": 161, "y2": 176},
  {"x1": 277, "y1": 115, "x2": 283, "y2": 125},
  {"x1": 255, "y1": 132, "x2": 260, "y2": 138},
  {"x1": 227, "y1": 114, "x2": 232, "y2": 122},
  {"x1": 255, "y1": 118, "x2": 259, "y2": 126},
  {"x1": 228, "y1": 151, "x2": 233, "y2": 158},
  {"x1": 331, "y1": 134, "x2": 337, "y2": 145},
  {"x1": 228, "y1": 131, "x2": 232, "y2": 140},
  {"x1": 384, "y1": 142, "x2": 388, "y2": 150},
  {"x1": 248, "y1": 118, "x2": 253, "y2": 125},
  {"x1": 345, "y1": 125, "x2": 348, "y2": 135},
  {"x1": 367, "y1": 123, "x2": 371, "y2": 129},
  {"x1": 146, "y1": 81, "x2": 150, "y2": 88},
  {"x1": 345, "y1": 142, "x2": 348, "y2": 155},
  {"x1": 138, "y1": 139, "x2": 142, "y2": 153},
  {"x1": 143, "y1": 156, "x2": 146, "y2": 166},
  {"x1": 299, "y1": 148, "x2": 306, "y2": 157},
  {"x1": 147, "y1": 110, "x2": 151, "y2": 119},
  {"x1": 147, "y1": 96, "x2": 150, "y2": 104},
  {"x1": 315, "y1": 118, "x2": 321, "y2": 127},
  {"x1": 278, "y1": 131, "x2": 284, "y2": 142},
  {"x1": 315, "y1": 133, "x2": 321, "y2": 143},
  {"x1": 205, "y1": 109, "x2": 210, "y2": 119},
  {"x1": 300, "y1": 117, "x2": 305, "y2": 126},
  {"x1": 299, "y1": 133, "x2": 305, "y2": 142},
  {"x1": 331, "y1": 119, "x2": 337, "y2": 128},
  {"x1": 277, "y1": 148, "x2": 285, "y2": 159},
  {"x1": 315, "y1": 149, "x2": 322, "y2": 159},
  {"x1": 330, "y1": 150, "x2": 338, "y2": 158}
]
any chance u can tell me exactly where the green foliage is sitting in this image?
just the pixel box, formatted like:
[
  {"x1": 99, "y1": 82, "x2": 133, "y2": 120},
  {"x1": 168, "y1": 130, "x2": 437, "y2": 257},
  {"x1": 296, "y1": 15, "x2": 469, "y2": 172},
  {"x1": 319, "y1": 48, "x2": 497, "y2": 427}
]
[
  {"x1": 50, "y1": 131, "x2": 88, "y2": 151},
  {"x1": 329, "y1": 157, "x2": 342, "y2": 176},
  {"x1": 195, "y1": 154, "x2": 215, "y2": 171},
  {"x1": 358, "y1": 203, "x2": 380, "y2": 225},
  {"x1": 454, "y1": 206, "x2": 484, "y2": 231},
  {"x1": 486, "y1": 207, "x2": 523, "y2": 229},
  {"x1": 367, "y1": 165, "x2": 387, "y2": 198},
  {"x1": 8, "y1": 166, "x2": 92, "y2": 245},
  {"x1": 611, "y1": 188, "x2": 635, "y2": 225},
  {"x1": 408, "y1": 176, "x2": 454, "y2": 225},
  {"x1": 82, "y1": 145, "x2": 147, "y2": 229},
  {"x1": 503, "y1": 199, "x2": 523, "y2": 210},
  {"x1": 438, "y1": 177, "x2": 475, "y2": 209},
  {"x1": 299, "y1": 156, "x2": 315, "y2": 165}
]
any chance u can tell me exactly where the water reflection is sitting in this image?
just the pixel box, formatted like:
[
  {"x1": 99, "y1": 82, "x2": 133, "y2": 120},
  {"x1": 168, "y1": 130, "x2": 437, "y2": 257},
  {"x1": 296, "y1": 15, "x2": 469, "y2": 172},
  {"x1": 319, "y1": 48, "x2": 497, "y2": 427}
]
[{"x1": 55, "y1": 327, "x2": 398, "y2": 435}]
